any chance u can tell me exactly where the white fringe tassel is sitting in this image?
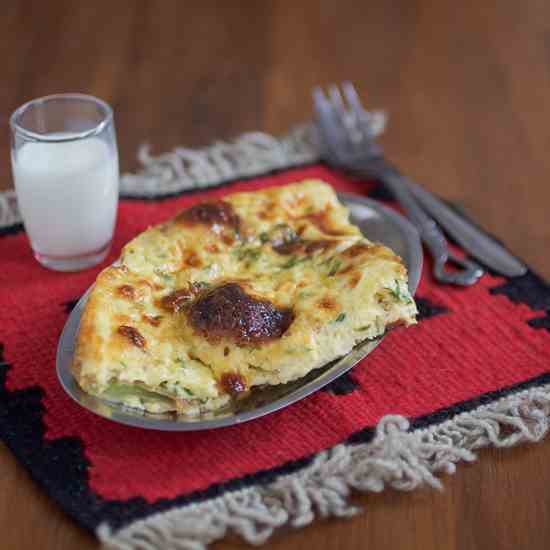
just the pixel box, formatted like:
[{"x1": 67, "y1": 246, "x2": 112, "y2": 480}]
[
  {"x1": 99, "y1": 382, "x2": 550, "y2": 549},
  {"x1": 118, "y1": 124, "x2": 321, "y2": 198}
]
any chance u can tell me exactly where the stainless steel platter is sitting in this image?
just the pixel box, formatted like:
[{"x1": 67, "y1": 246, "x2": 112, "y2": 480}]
[{"x1": 56, "y1": 193, "x2": 422, "y2": 430}]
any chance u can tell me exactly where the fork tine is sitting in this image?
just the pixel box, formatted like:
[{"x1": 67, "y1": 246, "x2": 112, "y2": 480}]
[
  {"x1": 342, "y1": 82, "x2": 369, "y2": 128},
  {"x1": 312, "y1": 86, "x2": 326, "y2": 106},
  {"x1": 342, "y1": 82, "x2": 366, "y2": 117},
  {"x1": 328, "y1": 84, "x2": 346, "y2": 117},
  {"x1": 312, "y1": 86, "x2": 351, "y2": 159},
  {"x1": 313, "y1": 86, "x2": 333, "y2": 127},
  {"x1": 341, "y1": 82, "x2": 375, "y2": 142},
  {"x1": 327, "y1": 82, "x2": 366, "y2": 149},
  {"x1": 329, "y1": 83, "x2": 361, "y2": 142}
]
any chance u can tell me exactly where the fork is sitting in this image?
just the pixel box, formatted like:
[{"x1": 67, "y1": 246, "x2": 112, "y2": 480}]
[{"x1": 313, "y1": 83, "x2": 484, "y2": 286}]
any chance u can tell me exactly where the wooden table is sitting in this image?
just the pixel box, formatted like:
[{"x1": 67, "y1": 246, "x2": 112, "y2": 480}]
[{"x1": 2, "y1": 2, "x2": 550, "y2": 548}]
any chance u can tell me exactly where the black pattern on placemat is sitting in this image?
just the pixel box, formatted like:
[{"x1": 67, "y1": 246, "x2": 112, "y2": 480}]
[
  {"x1": 63, "y1": 298, "x2": 82, "y2": 314},
  {"x1": 491, "y1": 271, "x2": 550, "y2": 333},
  {"x1": 2, "y1": 335, "x2": 550, "y2": 532},
  {"x1": 0, "y1": 222, "x2": 24, "y2": 237},
  {"x1": 0, "y1": 341, "x2": 314, "y2": 531},
  {"x1": 415, "y1": 296, "x2": 449, "y2": 321},
  {"x1": 491, "y1": 271, "x2": 550, "y2": 311},
  {"x1": 528, "y1": 315, "x2": 550, "y2": 333},
  {"x1": 322, "y1": 373, "x2": 359, "y2": 395}
]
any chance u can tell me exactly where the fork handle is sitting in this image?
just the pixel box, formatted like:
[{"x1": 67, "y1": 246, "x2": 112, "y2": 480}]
[
  {"x1": 408, "y1": 182, "x2": 527, "y2": 277},
  {"x1": 365, "y1": 160, "x2": 483, "y2": 286}
]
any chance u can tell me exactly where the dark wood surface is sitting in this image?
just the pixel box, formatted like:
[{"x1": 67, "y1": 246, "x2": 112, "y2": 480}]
[{"x1": 2, "y1": 1, "x2": 550, "y2": 548}]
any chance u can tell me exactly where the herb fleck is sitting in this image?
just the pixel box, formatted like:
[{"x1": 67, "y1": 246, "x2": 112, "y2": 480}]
[
  {"x1": 174, "y1": 357, "x2": 187, "y2": 368},
  {"x1": 327, "y1": 258, "x2": 342, "y2": 276},
  {"x1": 285, "y1": 347, "x2": 312, "y2": 354},
  {"x1": 333, "y1": 312, "x2": 347, "y2": 323},
  {"x1": 387, "y1": 279, "x2": 413, "y2": 304},
  {"x1": 354, "y1": 325, "x2": 371, "y2": 332},
  {"x1": 193, "y1": 281, "x2": 211, "y2": 291},
  {"x1": 272, "y1": 223, "x2": 298, "y2": 238},
  {"x1": 154, "y1": 269, "x2": 173, "y2": 283},
  {"x1": 280, "y1": 255, "x2": 309, "y2": 269},
  {"x1": 233, "y1": 246, "x2": 262, "y2": 266}
]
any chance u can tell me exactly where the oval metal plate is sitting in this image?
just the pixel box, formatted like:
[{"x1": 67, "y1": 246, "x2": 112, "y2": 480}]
[{"x1": 56, "y1": 193, "x2": 422, "y2": 430}]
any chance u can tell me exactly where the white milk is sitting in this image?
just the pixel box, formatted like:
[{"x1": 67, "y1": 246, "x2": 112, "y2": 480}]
[{"x1": 12, "y1": 136, "x2": 118, "y2": 258}]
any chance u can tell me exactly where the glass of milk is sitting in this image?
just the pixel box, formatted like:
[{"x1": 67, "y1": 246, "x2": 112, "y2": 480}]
[{"x1": 10, "y1": 94, "x2": 119, "y2": 271}]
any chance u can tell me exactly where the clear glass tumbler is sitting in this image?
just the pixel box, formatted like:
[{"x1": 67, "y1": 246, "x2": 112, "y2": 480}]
[{"x1": 10, "y1": 94, "x2": 119, "y2": 271}]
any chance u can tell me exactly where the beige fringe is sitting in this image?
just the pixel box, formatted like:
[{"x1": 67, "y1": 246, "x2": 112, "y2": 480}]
[
  {"x1": 99, "y1": 382, "x2": 550, "y2": 549},
  {"x1": 116, "y1": 113, "x2": 385, "y2": 199}
]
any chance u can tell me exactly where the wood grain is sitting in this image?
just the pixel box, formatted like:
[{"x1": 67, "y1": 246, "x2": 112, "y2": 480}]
[{"x1": 2, "y1": 1, "x2": 550, "y2": 548}]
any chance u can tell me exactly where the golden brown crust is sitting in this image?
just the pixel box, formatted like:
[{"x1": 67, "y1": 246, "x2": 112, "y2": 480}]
[
  {"x1": 70, "y1": 282, "x2": 106, "y2": 390},
  {"x1": 70, "y1": 180, "x2": 418, "y2": 415}
]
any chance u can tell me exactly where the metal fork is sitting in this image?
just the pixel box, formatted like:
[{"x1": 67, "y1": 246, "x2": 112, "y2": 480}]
[{"x1": 313, "y1": 83, "x2": 484, "y2": 286}]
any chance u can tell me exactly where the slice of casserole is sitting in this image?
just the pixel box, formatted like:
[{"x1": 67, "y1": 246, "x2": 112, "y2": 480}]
[{"x1": 71, "y1": 180, "x2": 417, "y2": 415}]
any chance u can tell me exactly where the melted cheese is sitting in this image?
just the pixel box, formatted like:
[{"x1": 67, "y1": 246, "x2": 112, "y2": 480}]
[{"x1": 72, "y1": 180, "x2": 417, "y2": 414}]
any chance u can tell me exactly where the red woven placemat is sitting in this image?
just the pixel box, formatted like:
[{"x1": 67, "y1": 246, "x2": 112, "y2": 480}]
[{"x1": 1, "y1": 164, "x2": 550, "y2": 547}]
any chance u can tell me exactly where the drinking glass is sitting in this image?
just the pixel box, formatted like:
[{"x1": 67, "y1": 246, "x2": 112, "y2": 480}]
[{"x1": 10, "y1": 93, "x2": 119, "y2": 271}]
